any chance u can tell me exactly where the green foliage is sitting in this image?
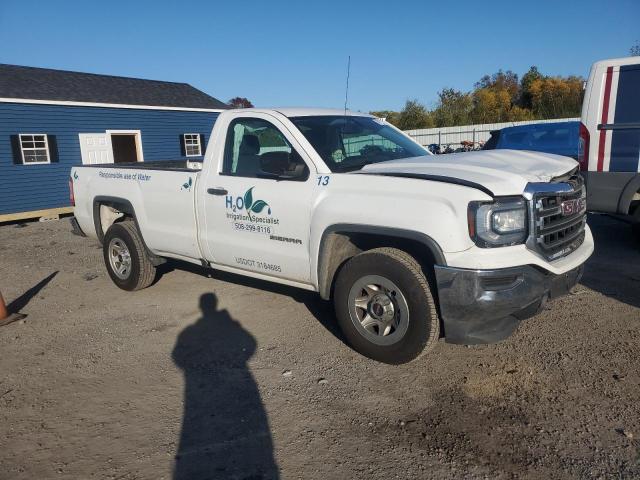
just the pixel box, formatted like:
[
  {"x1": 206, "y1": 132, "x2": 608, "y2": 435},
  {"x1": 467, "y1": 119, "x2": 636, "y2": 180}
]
[
  {"x1": 474, "y1": 70, "x2": 519, "y2": 102},
  {"x1": 507, "y1": 106, "x2": 535, "y2": 122},
  {"x1": 631, "y1": 41, "x2": 640, "y2": 56},
  {"x1": 520, "y1": 66, "x2": 544, "y2": 109},
  {"x1": 432, "y1": 89, "x2": 472, "y2": 127},
  {"x1": 528, "y1": 75, "x2": 584, "y2": 118},
  {"x1": 395, "y1": 100, "x2": 434, "y2": 130},
  {"x1": 370, "y1": 66, "x2": 584, "y2": 128}
]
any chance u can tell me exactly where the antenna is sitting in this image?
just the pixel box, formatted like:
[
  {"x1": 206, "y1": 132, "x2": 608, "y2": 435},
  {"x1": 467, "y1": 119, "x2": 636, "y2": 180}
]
[{"x1": 343, "y1": 55, "x2": 351, "y2": 115}]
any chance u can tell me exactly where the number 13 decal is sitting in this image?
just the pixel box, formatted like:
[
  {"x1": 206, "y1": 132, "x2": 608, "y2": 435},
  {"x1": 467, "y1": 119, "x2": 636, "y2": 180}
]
[{"x1": 317, "y1": 175, "x2": 330, "y2": 186}]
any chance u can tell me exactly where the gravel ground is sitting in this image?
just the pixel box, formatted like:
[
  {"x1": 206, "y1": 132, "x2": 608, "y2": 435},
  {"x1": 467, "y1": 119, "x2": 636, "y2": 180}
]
[{"x1": 0, "y1": 213, "x2": 638, "y2": 480}]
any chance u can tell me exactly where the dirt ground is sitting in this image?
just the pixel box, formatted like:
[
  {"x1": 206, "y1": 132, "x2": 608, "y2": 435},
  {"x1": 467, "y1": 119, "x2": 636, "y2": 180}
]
[{"x1": 0, "y1": 213, "x2": 639, "y2": 480}]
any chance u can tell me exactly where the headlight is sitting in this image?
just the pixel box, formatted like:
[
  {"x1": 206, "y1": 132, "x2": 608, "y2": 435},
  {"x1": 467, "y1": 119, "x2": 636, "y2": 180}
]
[{"x1": 468, "y1": 197, "x2": 528, "y2": 247}]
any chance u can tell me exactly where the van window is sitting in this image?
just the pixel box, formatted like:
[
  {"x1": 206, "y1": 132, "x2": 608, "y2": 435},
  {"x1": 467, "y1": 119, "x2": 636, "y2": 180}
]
[
  {"x1": 614, "y1": 65, "x2": 640, "y2": 123},
  {"x1": 610, "y1": 64, "x2": 640, "y2": 172}
]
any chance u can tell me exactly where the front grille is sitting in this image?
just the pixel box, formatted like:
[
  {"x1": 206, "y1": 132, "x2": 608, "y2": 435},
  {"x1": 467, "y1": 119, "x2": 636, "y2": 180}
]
[{"x1": 529, "y1": 176, "x2": 586, "y2": 260}]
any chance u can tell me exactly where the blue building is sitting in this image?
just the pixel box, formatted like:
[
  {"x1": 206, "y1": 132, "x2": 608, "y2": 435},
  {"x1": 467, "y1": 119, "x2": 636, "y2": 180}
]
[{"x1": 0, "y1": 64, "x2": 227, "y2": 221}]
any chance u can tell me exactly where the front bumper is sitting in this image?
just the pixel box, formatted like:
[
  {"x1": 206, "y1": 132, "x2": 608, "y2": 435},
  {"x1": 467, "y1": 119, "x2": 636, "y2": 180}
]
[{"x1": 434, "y1": 263, "x2": 584, "y2": 344}]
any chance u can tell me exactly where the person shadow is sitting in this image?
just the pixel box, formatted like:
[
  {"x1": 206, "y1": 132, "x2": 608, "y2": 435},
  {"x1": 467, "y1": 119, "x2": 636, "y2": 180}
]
[{"x1": 172, "y1": 293, "x2": 279, "y2": 480}]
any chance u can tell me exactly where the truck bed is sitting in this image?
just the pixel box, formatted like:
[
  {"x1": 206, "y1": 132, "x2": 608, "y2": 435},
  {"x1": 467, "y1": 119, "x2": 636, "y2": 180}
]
[
  {"x1": 72, "y1": 160, "x2": 202, "y2": 260},
  {"x1": 81, "y1": 160, "x2": 202, "y2": 172}
]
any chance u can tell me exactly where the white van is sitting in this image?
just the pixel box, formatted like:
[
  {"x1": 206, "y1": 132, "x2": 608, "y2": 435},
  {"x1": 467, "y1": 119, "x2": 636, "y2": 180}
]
[{"x1": 580, "y1": 56, "x2": 640, "y2": 236}]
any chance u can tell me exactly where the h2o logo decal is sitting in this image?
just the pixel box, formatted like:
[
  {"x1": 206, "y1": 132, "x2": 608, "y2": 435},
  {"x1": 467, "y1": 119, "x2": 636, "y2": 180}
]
[{"x1": 225, "y1": 187, "x2": 271, "y2": 221}]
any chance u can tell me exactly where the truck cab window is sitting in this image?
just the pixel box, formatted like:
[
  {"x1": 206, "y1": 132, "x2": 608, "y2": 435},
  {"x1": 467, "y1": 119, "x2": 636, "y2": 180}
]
[{"x1": 223, "y1": 118, "x2": 308, "y2": 179}]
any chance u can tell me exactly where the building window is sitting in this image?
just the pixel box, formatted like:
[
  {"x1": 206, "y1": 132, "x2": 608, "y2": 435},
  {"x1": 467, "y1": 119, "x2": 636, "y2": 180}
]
[
  {"x1": 19, "y1": 134, "x2": 51, "y2": 164},
  {"x1": 183, "y1": 134, "x2": 202, "y2": 157}
]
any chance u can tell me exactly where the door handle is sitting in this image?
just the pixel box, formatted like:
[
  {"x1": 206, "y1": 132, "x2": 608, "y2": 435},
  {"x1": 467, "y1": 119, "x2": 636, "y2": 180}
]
[{"x1": 207, "y1": 187, "x2": 228, "y2": 196}]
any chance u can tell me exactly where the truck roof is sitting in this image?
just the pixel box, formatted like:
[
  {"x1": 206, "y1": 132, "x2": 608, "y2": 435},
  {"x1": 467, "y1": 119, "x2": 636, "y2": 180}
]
[
  {"x1": 225, "y1": 107, "x2": 374, "y2": 118},
  {"x1": 590, "y1": 56, "x2": 640, "y2": 69}
]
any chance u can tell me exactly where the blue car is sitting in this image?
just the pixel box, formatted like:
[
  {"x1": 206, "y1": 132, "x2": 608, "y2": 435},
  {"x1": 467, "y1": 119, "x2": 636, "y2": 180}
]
[{"x1": 483, "y1": 121, "x2": 580, "y2": 159}]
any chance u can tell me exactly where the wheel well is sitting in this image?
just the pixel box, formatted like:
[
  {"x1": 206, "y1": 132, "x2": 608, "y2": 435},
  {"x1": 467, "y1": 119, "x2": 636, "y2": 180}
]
[
  {"x1": 618, "y1": 174, "x2": 640, "y2": 215},
  {"x1": 93, "y1": 200, "x2": 134, "y2": 243},
  {"x1": 318, "y1": 230, "x2": 444, "y2": 300},
  {"x1": 93, "y1": 198, "x2": 166, "y2": 267}
]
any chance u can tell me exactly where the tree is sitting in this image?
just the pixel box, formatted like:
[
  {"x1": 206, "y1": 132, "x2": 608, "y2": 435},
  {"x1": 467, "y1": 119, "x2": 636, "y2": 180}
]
[
  {"x1": 471, "y1": 88, "x2": 510, "y2": 123},
  {"x1": 371, "y1": 66, "x2": 584, "y2": 129},
  {"x1": 519, "y1": 66, "x2": 544, "y2": 109},
  {"x1": 507, "y1": 105, "x2": 535, "y2": 122},
  {"x1": 228, "y1": 97, "x2": 254, "y2": 108},
  {"x1": 432, "y1": 88, "x2": 472, "y2": 127},
  {"x1": 631, "y1": 41, "x2": 640, "y2": 56},
  {"x1": 395, "y1": 100, "x2": 433, "y2": 130},
  {"x1": 528, "y1": 76, "x2": 584, "y2": 118},
  {"x1": 475, "y1": 70, "x2": 519, "y2": 102},
  {"x1": 470, "y1": 87, "x2": 534, "y2": 123}
]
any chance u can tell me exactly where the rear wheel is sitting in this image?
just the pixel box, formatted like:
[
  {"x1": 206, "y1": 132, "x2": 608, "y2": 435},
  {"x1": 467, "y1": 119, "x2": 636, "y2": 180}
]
[
  {"x1": 333, "y1": 247, "x2": 439, "y2": 364},
  {"x1": 103, "y1": 221, "x2": 156, "y2": 291}
]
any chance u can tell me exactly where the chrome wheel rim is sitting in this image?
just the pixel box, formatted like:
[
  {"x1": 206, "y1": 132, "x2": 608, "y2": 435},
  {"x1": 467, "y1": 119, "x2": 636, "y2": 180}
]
[
  {"x1": 348, "y1": 275, "x2": 409, "y2": 346},
  {"x1": 108, "y1": 238, "x2": 132, "y2": 280}
]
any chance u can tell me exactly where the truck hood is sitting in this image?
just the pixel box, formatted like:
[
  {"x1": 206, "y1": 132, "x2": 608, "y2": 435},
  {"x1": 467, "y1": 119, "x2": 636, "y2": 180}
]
[{"x1": 358, "y1": 149, "x2": 578, "y2": 197}]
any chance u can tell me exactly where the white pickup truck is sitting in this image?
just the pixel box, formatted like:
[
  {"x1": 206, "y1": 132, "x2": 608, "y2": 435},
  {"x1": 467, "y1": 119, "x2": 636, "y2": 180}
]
[{"x1": 70, "y1": 108, "x2": 593, "y2": 364}]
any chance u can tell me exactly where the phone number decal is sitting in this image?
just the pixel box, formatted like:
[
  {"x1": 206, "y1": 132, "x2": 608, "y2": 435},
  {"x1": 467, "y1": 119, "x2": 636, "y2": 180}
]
[{"x1": 233, "y1": 222, "x2": 272, "y2": 235}]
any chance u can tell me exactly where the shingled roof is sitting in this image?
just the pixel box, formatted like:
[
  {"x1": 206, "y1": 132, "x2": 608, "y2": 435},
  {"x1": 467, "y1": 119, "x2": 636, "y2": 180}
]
[{"x1": 0, "y1": 64, "x2": 229, "y2": 110}]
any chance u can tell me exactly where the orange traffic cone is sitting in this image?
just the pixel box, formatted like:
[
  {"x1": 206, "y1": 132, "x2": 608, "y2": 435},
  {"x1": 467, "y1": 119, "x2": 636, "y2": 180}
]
[
  {"x1": 0, "y1": 292, "x2": 7, "y2": 320},
  {"x1": 0, "y1": 291, "x2": 26, "y2": 327}
]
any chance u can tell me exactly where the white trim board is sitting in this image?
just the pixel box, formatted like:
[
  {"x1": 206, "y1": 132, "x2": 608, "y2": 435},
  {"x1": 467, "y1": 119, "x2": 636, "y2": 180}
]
[{"x1": 0, "y1": 97, "x2": 225, "y2": 113}]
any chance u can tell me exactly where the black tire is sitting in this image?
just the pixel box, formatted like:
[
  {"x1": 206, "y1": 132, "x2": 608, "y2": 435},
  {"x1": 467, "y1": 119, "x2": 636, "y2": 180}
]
[
  {"x1": 333, "y1": 247, "x2": 440, "y2": 364},
  {"x1": 103, "y1": 221, "x2": 156, "y2": 291}
]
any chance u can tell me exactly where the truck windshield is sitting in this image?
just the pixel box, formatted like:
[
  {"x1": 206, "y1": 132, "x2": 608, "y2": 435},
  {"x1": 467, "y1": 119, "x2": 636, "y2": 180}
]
[{"x1": 289, "y1": 116, "x2": 428, "y2": 172}]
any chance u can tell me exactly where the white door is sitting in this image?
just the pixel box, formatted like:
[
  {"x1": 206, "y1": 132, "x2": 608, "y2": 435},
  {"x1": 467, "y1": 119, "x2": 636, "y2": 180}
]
[
  {"x1": 79, "y1": 133, "x2": 113, "y2": 164},
  {"x1": 201, "y1": 114, "x2": 315, "y2": 283}
]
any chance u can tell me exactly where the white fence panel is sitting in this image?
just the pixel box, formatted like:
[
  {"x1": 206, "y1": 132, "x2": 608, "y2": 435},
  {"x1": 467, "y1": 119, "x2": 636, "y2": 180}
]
[{"x1": 404, "y1": 118, "x2": 579, "y2": 148}]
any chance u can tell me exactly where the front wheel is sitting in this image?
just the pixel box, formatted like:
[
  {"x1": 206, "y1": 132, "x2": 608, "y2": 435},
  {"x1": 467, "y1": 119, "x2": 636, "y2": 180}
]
[
  {"x1": 103, "y1": 221, "x2": 156, "y2": 291},
  {"x1": 333, "y1": 248, "x2": 440, "y2": 364}
]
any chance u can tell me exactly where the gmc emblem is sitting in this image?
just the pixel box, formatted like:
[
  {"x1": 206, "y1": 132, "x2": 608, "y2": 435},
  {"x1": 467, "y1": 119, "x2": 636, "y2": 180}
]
[{"x1": 561, "y1": 198, "x2": 585, "y2": 216}]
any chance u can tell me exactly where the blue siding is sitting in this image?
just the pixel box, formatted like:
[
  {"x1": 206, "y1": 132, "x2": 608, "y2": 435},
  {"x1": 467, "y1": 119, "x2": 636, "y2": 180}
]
[{"x1": 0, "y1": 102, "x2": 219, "y2": 215}]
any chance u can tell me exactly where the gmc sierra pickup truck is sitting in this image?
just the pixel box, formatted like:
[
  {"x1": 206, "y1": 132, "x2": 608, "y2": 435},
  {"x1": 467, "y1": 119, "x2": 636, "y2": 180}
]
[{"x1": 70, "y1": 108, "x2": 593, "y2": 364}]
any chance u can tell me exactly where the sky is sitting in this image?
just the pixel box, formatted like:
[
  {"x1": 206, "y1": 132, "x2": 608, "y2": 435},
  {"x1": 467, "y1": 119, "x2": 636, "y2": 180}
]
[{"x1": 0, "y1": 0, "x2": 638, "y2": 112}]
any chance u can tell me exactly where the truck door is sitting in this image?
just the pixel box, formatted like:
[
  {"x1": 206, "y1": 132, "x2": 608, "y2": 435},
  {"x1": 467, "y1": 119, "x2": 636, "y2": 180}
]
[{"x1": 200, "y1": 114, "x2": 315, "y2": 284}]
